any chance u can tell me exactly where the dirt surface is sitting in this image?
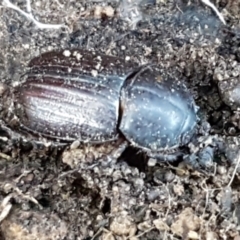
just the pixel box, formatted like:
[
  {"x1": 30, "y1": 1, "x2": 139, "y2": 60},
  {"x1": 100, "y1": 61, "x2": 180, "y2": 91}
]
[{"x1": 1, "y1": 0, "x2": 240, "y2": 239}]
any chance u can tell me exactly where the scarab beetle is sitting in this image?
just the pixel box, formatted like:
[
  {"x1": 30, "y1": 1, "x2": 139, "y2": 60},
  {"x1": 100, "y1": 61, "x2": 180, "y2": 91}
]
[{"x1": 0, "y1": 49, "x2": 216, "y2": 169}]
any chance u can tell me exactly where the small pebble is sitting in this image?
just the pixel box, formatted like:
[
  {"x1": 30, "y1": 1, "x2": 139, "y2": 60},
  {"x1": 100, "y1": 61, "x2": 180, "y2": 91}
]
[
  {"x1": 188, "y1": 230, "x2": 199, "y2": 239},
  {"x1": 70, "y1": 140, "x2": 80, "y2": 149}
]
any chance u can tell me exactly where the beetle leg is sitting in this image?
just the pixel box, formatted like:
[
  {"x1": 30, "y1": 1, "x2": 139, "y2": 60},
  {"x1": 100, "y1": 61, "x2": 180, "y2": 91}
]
[
  {"x1": 183, "y1": 146, "x2": 214, "y2": 171},
  {"x1": 184, "y1": 136, "x2": 225, "y2": 171},
  {"x1": 102, "y1": 140, "x2": 129, "y2": 166},
  {"x1": 87, "y1": 140, "x2": 129, "y2": 169}
]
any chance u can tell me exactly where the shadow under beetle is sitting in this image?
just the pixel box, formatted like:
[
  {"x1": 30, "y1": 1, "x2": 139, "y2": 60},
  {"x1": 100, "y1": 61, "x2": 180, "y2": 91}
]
[{"x1": 0, "y1": 49, "x2": 218, "y2": 170}]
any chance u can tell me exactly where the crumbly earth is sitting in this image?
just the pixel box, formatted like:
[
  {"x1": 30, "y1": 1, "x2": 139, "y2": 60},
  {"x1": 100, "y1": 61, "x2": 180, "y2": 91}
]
[{"x1": 0, "y1": 0, "x2": 240, "y2": 239}]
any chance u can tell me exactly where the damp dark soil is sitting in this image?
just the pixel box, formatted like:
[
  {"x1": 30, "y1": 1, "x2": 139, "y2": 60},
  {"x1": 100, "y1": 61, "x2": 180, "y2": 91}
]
[{"x1": 1, "y1": 0, "x2": 240, "y2": 239}]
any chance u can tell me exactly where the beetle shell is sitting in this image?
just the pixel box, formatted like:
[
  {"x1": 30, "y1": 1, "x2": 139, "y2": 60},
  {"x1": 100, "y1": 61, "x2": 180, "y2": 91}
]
[
  {"x1": 14, "y1": 49, "x2": 137, "y2": 143},
  {"x1": 120, "y1": 67, "x2": 198, "y2": 151},
  {"x1": 1, "y1": 49, "x2": 198, "y2": 152}
]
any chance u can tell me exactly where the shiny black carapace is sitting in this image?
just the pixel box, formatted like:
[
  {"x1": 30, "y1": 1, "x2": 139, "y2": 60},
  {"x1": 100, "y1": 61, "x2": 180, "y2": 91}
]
[{"x1": 0, "y1": 49, "x2": 215, "y2": 170}]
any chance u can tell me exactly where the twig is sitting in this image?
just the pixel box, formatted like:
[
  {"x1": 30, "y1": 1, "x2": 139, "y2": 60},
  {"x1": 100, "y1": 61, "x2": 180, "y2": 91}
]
[
  {"x1": 126, "y1": 227, "x2": 154, "y2": 239},
  {"x1": 0, "y1": 152, "x2": 11, "y2": 161},
  {"x1": 2, "y1": 0, "x2": 64, "y2": 29},
  {"x1": 200, "y1": 0, "x2": 226, "y2": 25},
  {"x1": 165, "y1": 183, "x2": 172, "y2": 218},
  {"x1": 0, "y1": 195, "x2": 13, "y2": 223},
  {"x1": 227, "y1": 150, "x2": 240, "y2": 187}
]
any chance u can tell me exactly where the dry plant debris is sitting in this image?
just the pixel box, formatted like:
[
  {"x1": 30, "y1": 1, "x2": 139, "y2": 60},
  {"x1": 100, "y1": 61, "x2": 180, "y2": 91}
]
[{"x1": 2, "y1": 0, "x2": 64, "y2": 29}]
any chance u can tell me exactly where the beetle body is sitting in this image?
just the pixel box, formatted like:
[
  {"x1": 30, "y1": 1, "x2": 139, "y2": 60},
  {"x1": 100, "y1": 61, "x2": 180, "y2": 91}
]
[
  {"x1": 0, "y1": 49, "x2": 198, "y2": 160},
  {"x1": 15, "y1": 49, "x2": 134, "y2": 144}
]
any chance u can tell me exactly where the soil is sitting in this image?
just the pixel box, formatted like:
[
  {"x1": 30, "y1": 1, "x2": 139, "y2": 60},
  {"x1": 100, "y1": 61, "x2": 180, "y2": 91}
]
[{"x1": 0, "y1": 0, "x2": 240, "y2": 239}]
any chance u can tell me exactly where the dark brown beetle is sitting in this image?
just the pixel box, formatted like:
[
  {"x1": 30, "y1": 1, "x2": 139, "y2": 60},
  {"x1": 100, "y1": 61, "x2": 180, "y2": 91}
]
[{"x1": 0, "y1": 49, "x2": 216, "y2": 169}]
